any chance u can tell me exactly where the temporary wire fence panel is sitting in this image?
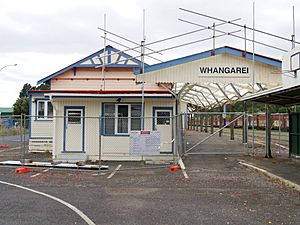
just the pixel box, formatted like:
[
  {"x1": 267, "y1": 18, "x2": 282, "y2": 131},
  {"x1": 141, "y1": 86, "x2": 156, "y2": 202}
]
[
  {"x1": 0, "y1": 115, "x2": 26, "y2": 161},
  {"x1": 182, "y1": 112, "x2": 247, "y2": 155},
  {"x1": 6, "y1": 114, "x2": 178, "y2": 164}
]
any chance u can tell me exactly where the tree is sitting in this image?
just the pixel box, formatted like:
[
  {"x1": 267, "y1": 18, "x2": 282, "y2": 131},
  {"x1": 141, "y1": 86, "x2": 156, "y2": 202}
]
[
  {"x1": 12, "y1": 83, "x2": 50, "y2": 115},
  {"x1": 12, "y1": 97, "x2": 29, "y2": 115},
  {"x1": 19, "y1": 83, "x2": 33, "y2": 98}
]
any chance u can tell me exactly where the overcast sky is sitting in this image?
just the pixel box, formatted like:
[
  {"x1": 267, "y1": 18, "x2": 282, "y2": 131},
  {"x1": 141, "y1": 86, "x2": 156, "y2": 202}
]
[{"x1": 0, "y1": 0, "x2": 299, "y2": 107}]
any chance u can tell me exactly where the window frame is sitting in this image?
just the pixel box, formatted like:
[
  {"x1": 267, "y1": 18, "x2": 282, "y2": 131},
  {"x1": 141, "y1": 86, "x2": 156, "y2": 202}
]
[
  {"x1": 36, "y1": 99, "x2": 53, "y2": 120},
  {"x1": 102, "y1": 103, "x2": 142, "y2": 136},
  {"x1": 115, "y1": 104, "x2": 130, "y2": 135}
]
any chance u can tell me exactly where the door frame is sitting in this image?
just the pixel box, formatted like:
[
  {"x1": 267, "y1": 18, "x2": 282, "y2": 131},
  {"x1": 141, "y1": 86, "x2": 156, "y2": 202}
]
[
  {"x1": 63, "y1": 106, "x2": 85, "y2": 152},
  {"x1": 152, "y1": 107, "x2": 174, "y2": 154}
]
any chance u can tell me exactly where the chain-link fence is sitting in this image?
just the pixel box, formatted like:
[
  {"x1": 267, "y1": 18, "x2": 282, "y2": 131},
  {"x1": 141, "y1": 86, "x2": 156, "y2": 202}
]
[
  {"x1": 0, "y1": 114, "x2": 179, "y2": 168},
  {"x1": 0, "y1": 115, "x2": 25, "y2": 161},
  {"x1": 181, "y1": 112, "x2": 289, "y2": 158},
  {"x1": 182, "y1": 112, "x2": 247, "y2": 156},
  {"x1": 247, "y1": 113, "x2": 289, "y2": 157},
  {"x1": 0, "y1": 112, "x2": 290, "y2": 170}
]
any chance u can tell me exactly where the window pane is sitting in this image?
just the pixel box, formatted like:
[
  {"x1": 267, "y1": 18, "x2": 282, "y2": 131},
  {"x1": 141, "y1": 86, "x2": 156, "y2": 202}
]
[
  {"x1": 157, "y1": 111, "x2": 171, "y2": 125},
  {"x1": 131, "y1": 104, "x2": 141, "y2": 131},
  {"x1": 38, "y1": 102, "x2": 45, "y2": 118},
  {"x1": 68, "y1": 110, "x2": 81, "y2": 124},
  {"x1": 104, "y1": 104, "x2": 115, "y2": 135},
  {"x1": 117, "y1": 105, "x2": 128, "y2": 133},
  {"x1": 47, "y1": 102, "x2": 53, "y2": 118}
]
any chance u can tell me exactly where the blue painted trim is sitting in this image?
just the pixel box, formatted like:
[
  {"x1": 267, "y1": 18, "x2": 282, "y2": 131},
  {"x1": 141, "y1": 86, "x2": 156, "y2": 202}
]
[
  {"x1": 107, "y1": 47, "x2": 111, "y2": 64},
  {"x1": 73, "y1": 67, "x2": 77, "y2": 76},
  {"x1": 111, "y1": 47, "x2": 142, "y2": 66},
  {"x1": 116, "y1": 54, "x2": 122, "y2": 64},
  {"x1": 98, "y1": 56, "x2": 103, "y2": 64},
  {"x1": 75, "y1": 64, "x2": 141, "y2": 68},
  {"x1": 134, "y1": 46, "x2": 282, "y2": 75},
  {"x1": 63, "y1": 106, "x2": 85, "y2": 153},
  {"x1": 34, "y1": 97, "x2": 53, "y2": 121},
  {"x1": 90, "y1": 58, "x2": 96, "y2": 65},
  {"x1": 37, "y1": 45, "x2": 146, "y2": 85},
  {"x1": 152, "y1": 106, "x2": 174, "y2": 154},
  {"x1": 100, "y1": 102, "x2": 143, "y2": 136}
]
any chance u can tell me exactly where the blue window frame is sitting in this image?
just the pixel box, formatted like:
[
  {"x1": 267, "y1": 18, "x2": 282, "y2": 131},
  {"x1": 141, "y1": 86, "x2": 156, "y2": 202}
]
[{"x1": 102, "y1": 103, "x2": 141, "y2": 135}]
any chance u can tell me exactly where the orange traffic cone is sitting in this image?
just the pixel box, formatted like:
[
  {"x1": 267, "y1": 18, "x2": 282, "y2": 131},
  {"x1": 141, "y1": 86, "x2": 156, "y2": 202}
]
[
  {"x1": 15, "y1": 167, "x2": 31, "y2": 173},
  {"x1": 169, "y1": 165, "x2": 181, "y2": 172}
]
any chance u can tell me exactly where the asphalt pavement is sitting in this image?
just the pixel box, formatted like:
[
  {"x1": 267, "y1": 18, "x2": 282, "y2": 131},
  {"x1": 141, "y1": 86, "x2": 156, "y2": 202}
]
[{"x1": 0, "y1": 154, "x2": 299, "y2": 225}]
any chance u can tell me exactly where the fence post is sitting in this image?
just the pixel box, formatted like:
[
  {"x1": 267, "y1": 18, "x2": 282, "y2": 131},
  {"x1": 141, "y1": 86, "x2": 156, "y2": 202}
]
[
  {"x1": 230, "y1": 106, "x2": 235, "y2": 140},
  {"x1": 98, "y1": 116, "x2": 102, "y2": 171},
  {"x1": 244, "y1": 112, "x2": 249, "y2": 155},
  {"x1": 219, "y1": 113, "x2": 222, "y2": 137},
  {"x1": 20, "y1": 114, "x2": 25, "y2": 165},
  {"x1": 210, "y1": 114, "x2": 214, "y2": 134},
  {"x1": 204, "y1": 113, "x2": 208, "y2": 133},
  {"x1": 183, "y1": 113, "x2": 187, "y2": 155},
  {"x1": 265, "y1": 104, "x2": 272, "y2": 158},
  {"x1": 278, "y1": 113, "x2": 281, "y2": 155},
  {"x1": 200, "y1": 114, "x2": 203, "y2": 132}
]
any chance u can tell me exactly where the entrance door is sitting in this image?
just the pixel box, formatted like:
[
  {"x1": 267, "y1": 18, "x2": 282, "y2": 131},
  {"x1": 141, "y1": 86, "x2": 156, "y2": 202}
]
[
  {"x1": 64, "y1": 107, "x2": 84, "y2": 152},
  {"x1": 154, "y1": 109, "x2": 173, "y2": 153}
]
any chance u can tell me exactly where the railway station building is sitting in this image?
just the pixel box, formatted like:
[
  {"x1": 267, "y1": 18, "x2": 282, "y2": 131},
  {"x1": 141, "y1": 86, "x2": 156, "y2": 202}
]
[{"x1": 28, "y1": 45, "x2": 283, "y2": 162}]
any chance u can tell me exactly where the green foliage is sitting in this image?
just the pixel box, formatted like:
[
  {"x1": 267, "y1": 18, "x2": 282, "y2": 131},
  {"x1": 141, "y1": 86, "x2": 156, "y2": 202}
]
[
  {"x1": 19, "y1": 83, "x2": 33, "y2": 98},
  {"x1": 12, "y1": 97, "x2": 29, "y2": 115},
  {"x1": 12, "y1": 83, "x2": 50, "y2": 115}
]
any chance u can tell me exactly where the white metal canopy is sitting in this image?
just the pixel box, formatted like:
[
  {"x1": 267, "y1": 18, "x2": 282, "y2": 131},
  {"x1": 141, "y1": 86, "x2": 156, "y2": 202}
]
[{"x1": 135, "y1": 46, "x2": 282, "y2": 110}]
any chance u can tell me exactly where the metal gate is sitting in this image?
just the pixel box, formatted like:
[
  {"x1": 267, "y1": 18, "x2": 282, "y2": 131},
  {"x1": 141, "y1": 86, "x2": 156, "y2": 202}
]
[{"x1": 181, "y1": 112, "x2": 249, "y2": 156}]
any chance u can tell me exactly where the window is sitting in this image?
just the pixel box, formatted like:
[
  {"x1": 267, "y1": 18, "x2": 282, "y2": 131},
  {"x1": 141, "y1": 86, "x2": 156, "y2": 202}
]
[
  {"x1": 157, "y1": 111, "x2": 171, "y2": 125},
  {"x1": 67, "y1": 110, "x2": 82, "y2": 124},
  {"x1": 117, "y1": 105, "x2": 128, "y2": 133},
  {"x1": 103, "y1": 103, "x2": 142, "y2": 135},
  {"x1": 131, "y1": 104, "x2": 141, "y2": 131},
  {"x1": 37, "y1": 100, "x2": 53, "y2": 119}
]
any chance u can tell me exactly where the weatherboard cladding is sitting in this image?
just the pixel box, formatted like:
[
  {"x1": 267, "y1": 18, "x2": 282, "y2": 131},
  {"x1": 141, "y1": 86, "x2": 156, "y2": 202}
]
[
  {"x1": 135, "y1": 52, "x2": 282, "y2": 84},
  {"x1": 133, "y1": 46, "x2": 281, "y2": 75},
  {"x1": 50, "y1": 68, "x2": 164, "y2": 91}
]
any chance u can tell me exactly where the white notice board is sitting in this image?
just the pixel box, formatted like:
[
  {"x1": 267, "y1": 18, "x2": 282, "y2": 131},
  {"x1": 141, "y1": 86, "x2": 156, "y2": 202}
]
[{"x1": 130, "y1": 131, "x2": 160, "y2": 155}]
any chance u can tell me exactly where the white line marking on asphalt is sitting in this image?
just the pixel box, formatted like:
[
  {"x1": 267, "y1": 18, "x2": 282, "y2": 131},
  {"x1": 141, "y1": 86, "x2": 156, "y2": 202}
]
[
  {"x1": 178, "y1": 158, "x2": 189, "y2": 179},
  {"x1": 30, "y1": 173, "x2": 41, "y2": 178},
  {"x1": 107, "y1": 164, "x2": 122, "y2": 179},
  {"x1": 42, "y1": 169, "x2": 49, "y2": 173},
  {"x1": 182, "y1": 169, "x2": 189, "y2": 179},
  {"x1": 0, "y1": 180, "x2": 96, "y2": 225}
]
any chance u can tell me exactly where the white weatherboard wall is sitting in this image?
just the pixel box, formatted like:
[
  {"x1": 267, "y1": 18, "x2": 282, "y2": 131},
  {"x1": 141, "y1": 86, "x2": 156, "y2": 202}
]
[
  {"x1": 282, "y1": 45, "x2": 300, "y2": 88},
  {"x1": 52, "y1": 98, "x2": 100, "y2": 161},
  {"x1": 29, "y1": 94, "x2": 53, "y2": 152},
  {"x1": 51, "y1": 68, "x2": 165, "y2": 91},
  {"x1": 137, "y1": 54, "x2": 281, "y2": 85},
  {"x1": 100, "y1": 98, "x2": 176, "y2": 161},
  {"x1": 52, "y1": 98, "x2": 176, "y2": 162}
]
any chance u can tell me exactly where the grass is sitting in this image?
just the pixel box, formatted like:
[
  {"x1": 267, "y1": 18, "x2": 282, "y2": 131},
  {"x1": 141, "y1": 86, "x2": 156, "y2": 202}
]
[{"x1": 0, "y1": 126, "x2": 22, "y2": 136}]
